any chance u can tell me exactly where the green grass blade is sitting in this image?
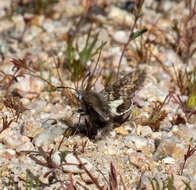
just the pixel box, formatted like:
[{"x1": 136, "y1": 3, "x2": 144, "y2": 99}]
[
  {"x1": 79, "y1": 33, "x2": 99, "y2": 65},
  {"x1": 91, "y1": 41, "x2": 107, "y2": 57},
  {"x1": 167, "y1": 175, "x2": 174, "y2": 190},
  {"x1": 39, "y1": 60, "x2": 44, "y2": 78},
  {"x1": 183, "y1": 180, "x2": 192, "y2": 190},
  {"x1": 35, "y1": 180, "x2": 40, "y2": 190},
  {"x1": 25, "y1": 170, "x2": 29, "y2": 190},
  {"x1": 66, "y1": 42, "x2": 74, "y2": 66},
  {"x1": 105, "y1": 72, "x2": 113, "y2": 87},
  {"x1": 132, "y1": 28, "x2": 147, "y2": 40}
]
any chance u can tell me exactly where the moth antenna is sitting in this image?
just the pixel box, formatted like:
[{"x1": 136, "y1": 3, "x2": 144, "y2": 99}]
[
  {"x1": 86, "y1": 45, "x2": 103, "y2": 91},
  {"x1": 84, "y1": 44, "x2": 103, "y2": 91},
  {"x1": 90, "y1": 67, "x2": 103, "y2": 91},
  {"x1": 53, "y1": 56, "x2": 66, "y2": 88},
  {"x1": 81, "y1": 71, "x2": 90, "y2": 90},
  {"x1": 85, "y1": 72, "x2": 93, "y2": 91},
  {"x1": 90, "y1": 47, "x2": 101, "y2": 79},
  {"x1": 74, "y1": 78, "x2": 79, "y2": 91}
]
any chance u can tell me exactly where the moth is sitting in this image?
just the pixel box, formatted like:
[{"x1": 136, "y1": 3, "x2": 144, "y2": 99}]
[{"x1": 74, "y1": 69, "x2": 146, "y2": 138}]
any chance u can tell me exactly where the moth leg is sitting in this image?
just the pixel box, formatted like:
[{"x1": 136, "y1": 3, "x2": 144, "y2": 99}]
[{"x1": 75, "y1": 108, "x2": 88, "y2": 125}]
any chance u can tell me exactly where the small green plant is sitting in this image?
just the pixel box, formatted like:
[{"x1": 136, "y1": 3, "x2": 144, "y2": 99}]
[
  {"x1": 150, "y1": 175, "x2": 193, "y2": 190},
  {"x1": 170, "y1": 67, "x2": 196, "y2": 118},
  {"x1": 104, "y1": 72, "x2": 114, "y2": 87},
  {"x1": 11, "y1": 0, "x2": 57, "y2": 16},
  {"x1": 38, "y1": 60, "x2": 44, "y2": 79},
  {"x1": 154, "y1": 55, "x2": 196, "y2": 119},
  {"x1": 32, "y1": 0, "x2": 56, "y2": 15},
  {"x1": 141, "y1": 95, "x2": 168, "y2": 131},
  {"x1": 186, "y1": 68, "x2": 196, "y2": 109},
  {"x1": 150, "y1": 176, "x2": 175, "y2": 190},
  {"x1": 25, "y1": 170, "x2": 40, "y2": 190},
  {"x1": 170, "y1": 65, "x2": 196, "y2": 98},
  {"x1": 66, "y1": 30, "x2": 106, "y2": 83}
]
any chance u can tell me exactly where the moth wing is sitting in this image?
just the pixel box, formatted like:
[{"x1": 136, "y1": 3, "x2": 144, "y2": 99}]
[{"x1": 101, "y1": 69, "x2": 146, "y2": 115}]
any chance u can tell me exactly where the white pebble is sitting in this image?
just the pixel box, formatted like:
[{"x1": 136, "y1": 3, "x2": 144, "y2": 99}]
[
  {"x1": 51, "y1": 151, "x2": 61, "y2": 166},
  {"x1": 162, "y1": 156, "x2": 175, "y2": 164},
  {"x1": 113, "y1": 30, "x2": 129, "y2": 43}
]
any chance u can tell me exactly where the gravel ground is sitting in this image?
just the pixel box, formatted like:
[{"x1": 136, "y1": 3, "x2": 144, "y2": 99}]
[{"x1": 0, "y1": 0, "x2": 196, "y2": 189}]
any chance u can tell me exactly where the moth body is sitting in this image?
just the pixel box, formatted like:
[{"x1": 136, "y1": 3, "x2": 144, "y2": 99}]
[{"x1": 76, "y1": 69, "x2": 146, "y2": 138}]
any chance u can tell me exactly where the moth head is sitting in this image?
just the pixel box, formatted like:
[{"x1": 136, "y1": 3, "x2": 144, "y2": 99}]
[
  {"x1": 76, "y1": 90, "x2": 90, "y2": 113},
  {"x1": 75, "y1": 90, "x2": 82, "y2": 102}
]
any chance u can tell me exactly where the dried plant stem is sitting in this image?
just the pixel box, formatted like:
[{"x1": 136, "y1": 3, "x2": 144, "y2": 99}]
[
  {"x1": 116, "y1": 17, "x2": 138, "y2": 81},
  {"x1": 119, "y1": 174, "x2": 127, "y2": 190},
  {"x1": 180, "y1": 144, "x2": 196, "y2": 175},
  {"x1": 74, "y1": 153, "x2": 104, "y2": 190},
  {"x1": 116, "y1": 0, "x2": 145, "y2": 80}
]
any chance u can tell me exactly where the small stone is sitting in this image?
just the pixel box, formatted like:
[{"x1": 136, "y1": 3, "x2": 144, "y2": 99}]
[
  {"x1": 152, "y1": 132, "x2": 162, "y2": 140},
  {"x1": 108, "y1": 6, "x2": 134, "y2": 26},
  {"x1": 160, "y1": 0, "x2": 172, "y2": 12},
  {"x1": 51, "y1": 151, "x2": 61, "y2": 167},
  {"x1": 23, "y1": 25, "x2": 42, "y2": 42},
  {"x1": 25, "y1": 121, "x2": 45, "y2": 138},
  {"x1": 43, "y1": 20, "x2": 57, "y2": 33},
  {"x1": 106, "y1": 147, "x2": 118, "y2": 155},
  {"x1": 16, "y1": 142, "x2": 34, "y2": 153},
  {"x1": 12, "y1": 75, "x2": 44, "y2": 99},
  {"x1": 0, "y1": 128, "x2": 14, "y2": 142},
  {"x1": 115, "y1": 126, "x2": 129, "y2": 135},
  {"x1": 153, "y1": 136, "x2": 181, "y2": 161},
  {"x1": 0, "y1": 103, "x2": 4, "y2": 111},
  {"x1": 33, "y1": 121, "x2": 68, "y2": 147},
  {"x1": 2, "y1": 136, "x2": 23, "y2": 149},
  {"x1": 63, "y1": 153, "x2": 92, "y2": 173},
  {"x1": 33, "y1": 131, "x2": 55, "y2": 147},
  {"x1": 81, "y1": 170, "x2": 99, "y2": 183},
  {"x1": 172, "y1": 144, "x2": 186, "y2": 161},
  {"x1": 0, "y1": 149, "x2": 16, "y2": 160},
  {"x1": 126, "y1": 135, "x2": 155, "y2": 153},
  {"x1": 138, "y1": 125, "x2": 153, "y2": 137},
  {"x1": 129, "y1": 152, "x2": 155, "y2": 172},
  {"x1": 172, "y1": 125, "x2": 194, "y2": 143},
  {"x1": 12, "y1": 15, "x2": 25, "y2": 32},
  {"x1": 162, "y1": 156, "x2": 175, "y2": 164},
  {"x1": 20, "y1": 98, "x2": 30, "y2": 106},
  {"x1": 113, "y1": 30, "x2": 129, "y2": 43}
]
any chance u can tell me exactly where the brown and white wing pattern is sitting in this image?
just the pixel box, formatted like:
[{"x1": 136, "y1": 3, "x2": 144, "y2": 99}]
[{"x1": 101, "y1": 69, "x2": 146, "y2": 117}]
